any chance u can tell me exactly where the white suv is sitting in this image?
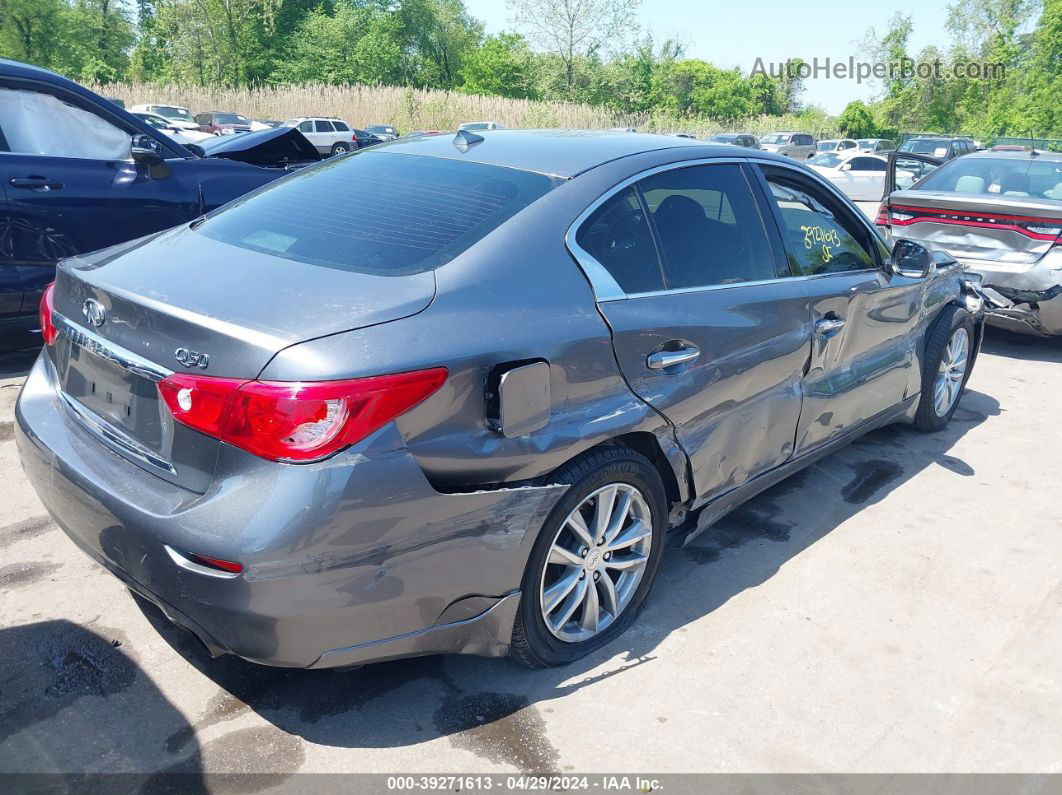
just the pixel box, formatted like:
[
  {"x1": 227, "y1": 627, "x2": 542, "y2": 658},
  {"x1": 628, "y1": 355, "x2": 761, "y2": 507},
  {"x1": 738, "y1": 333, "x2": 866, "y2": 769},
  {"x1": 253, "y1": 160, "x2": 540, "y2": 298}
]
[{"x1": 284, "y1": 117, "x2": 357, "y2": 156}]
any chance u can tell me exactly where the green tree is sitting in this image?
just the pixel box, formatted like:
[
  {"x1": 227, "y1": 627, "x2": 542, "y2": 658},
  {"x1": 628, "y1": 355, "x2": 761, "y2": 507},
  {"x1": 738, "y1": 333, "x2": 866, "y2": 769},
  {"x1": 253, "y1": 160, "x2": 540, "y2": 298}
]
[
  {"x1": 152, "y1": 0, "x2": 282, "y2": 86},
  {"x1": 1018, "y1": 0, "x2": 1061, "y2": 135},
  {"x1": 599, "y1": 35, "x2": 682, "y2": 114},
  {"x1": 458, "y1": 32, "x2": 538, "y2": 98},
  {"x1": 272, "y1": 2, "x2": 403, "y2": 86},
  {"x1": 59, "y1": 0, "x2": 136, "y2": 82},
  {"x1": 0, "y1": 0, "x2": 66, "y2": 69},
  {"x1": 664, "y1": 60, "x2": 755, "y2": 120},
  {"x1": 836, "y1": 100, "x2": 876, "y2": 138},
  {"x1": 508, "y1": 0, "x2": 640, "y2": 99},
  {"x1": 398, "y1": 0, "x2": 483, "y2": 89}
]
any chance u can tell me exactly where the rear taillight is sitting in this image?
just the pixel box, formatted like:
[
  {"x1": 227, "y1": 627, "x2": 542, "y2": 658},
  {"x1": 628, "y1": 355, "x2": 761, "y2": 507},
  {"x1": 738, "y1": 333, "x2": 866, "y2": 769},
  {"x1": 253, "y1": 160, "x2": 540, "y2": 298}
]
[
  {"x1": 186, "y1": 553, "x2": 243, "y2": 574},
  {"x1": 39, "y1": 282, "x2": 58, "y2": 346},
  {"x1": 158, "y1": 368, "x2": 447, "y2": 462},
  {"x1": 874, "y1": 203, "x2": 889, "y2": 226}
]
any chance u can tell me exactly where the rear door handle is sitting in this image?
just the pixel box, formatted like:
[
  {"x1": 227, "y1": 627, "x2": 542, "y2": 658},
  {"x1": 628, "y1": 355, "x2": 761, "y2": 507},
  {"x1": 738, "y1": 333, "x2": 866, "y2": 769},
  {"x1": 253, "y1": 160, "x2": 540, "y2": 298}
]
[
  {"x1": 647, "y1": 346, "x2": 700, "y2": 371},
  {"x1": 814, "y1": 317, "x2": 847, "y2": 337},
  {"x1": 10, "y1": 177, "x2": 64, "y2": 190}
]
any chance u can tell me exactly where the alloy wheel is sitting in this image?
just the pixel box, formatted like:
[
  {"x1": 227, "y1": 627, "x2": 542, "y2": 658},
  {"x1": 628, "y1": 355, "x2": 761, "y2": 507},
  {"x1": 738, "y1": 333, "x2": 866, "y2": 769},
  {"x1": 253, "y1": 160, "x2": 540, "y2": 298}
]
[
  {"x1": 538, "y1": 483, "x2": 653, "y2": 643},
  {"x1": 933, "y1": 327, "x2": 969, "y2": 416}
]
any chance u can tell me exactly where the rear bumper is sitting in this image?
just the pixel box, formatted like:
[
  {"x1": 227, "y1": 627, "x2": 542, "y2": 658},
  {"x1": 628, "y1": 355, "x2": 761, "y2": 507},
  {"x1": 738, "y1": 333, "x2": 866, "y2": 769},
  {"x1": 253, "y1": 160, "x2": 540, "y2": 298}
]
[
  {"x1": 15, "y1": 352, "x2": 566, "y2": 667},
  {"x1": 958, "y1": 250, "x2": 1062, "y2": 336}
]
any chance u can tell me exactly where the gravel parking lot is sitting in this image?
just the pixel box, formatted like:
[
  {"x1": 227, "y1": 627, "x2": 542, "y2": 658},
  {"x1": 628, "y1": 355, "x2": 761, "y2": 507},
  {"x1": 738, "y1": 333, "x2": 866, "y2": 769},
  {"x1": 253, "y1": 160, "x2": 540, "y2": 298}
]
[{"x1": 0, "y1": 329, "x2": 1059, "y2": 780}]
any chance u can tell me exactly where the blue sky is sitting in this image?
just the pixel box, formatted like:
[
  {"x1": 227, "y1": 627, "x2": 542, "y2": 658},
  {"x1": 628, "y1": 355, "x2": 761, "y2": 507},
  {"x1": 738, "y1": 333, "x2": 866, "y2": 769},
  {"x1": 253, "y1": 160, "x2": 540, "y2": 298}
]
[{"x1": 463, "y1": 0, "x2": 955, "y2": 114}]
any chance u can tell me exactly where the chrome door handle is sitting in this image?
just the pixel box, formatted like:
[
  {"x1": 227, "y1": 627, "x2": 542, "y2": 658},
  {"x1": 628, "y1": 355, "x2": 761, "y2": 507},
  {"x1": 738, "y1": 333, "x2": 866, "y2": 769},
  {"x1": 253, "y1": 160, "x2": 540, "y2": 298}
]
[
  {"x1": 647, "y1": 347, "x2": 700, "y2": 371},
  {"x1": 10, "y1": 177, "x2": 64, "y2": 190},
  {"x1": 814, "y1": 317, "x2": 846, "y2": 337}
]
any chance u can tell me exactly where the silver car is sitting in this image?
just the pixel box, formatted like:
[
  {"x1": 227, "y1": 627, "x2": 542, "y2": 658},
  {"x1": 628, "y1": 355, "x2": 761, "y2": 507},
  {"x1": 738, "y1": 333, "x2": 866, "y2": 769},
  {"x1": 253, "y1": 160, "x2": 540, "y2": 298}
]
[
  {"x1": 759, "y1": 131, "x2": 817, "y2": 160},
  {"x1": 17, "y1": 131, "x2": 985, "y2": 669},
  {"x1": 879, "y1": 149, "x2": 1062, "y2": 336}
]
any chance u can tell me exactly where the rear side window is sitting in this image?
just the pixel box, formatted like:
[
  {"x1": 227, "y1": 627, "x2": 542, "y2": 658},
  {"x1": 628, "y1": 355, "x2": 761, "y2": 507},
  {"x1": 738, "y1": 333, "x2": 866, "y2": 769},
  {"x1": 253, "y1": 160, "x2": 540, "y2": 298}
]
[
  {"x1": 639, "y1": 164, "x2": 780, "y2": 288},
  {"x1": 850, "y1": 157, "x2": 885, "y2": 171},
  {"x1": 333, "y1": 121, "x2": 350, "y2": 131},
  {"x1": 764, "y1": 177, "x2": 876, "y2": 275},
  {"x1": 575, "y1": 187, "x2": 665, "y2": 294},
  {"x1": 315, "y1": 120, "x2": 334, "y2": 132},
  {"x1": 198, "y1": 152, "x2": 562, "y2": 274}
]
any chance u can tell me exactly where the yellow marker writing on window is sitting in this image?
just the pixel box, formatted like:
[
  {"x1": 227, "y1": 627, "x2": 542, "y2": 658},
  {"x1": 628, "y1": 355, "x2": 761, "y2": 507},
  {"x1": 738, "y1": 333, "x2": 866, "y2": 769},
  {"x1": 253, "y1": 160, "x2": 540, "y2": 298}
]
[{"x1": 800, "y1": 225, "x2": 840, "y2": 263}]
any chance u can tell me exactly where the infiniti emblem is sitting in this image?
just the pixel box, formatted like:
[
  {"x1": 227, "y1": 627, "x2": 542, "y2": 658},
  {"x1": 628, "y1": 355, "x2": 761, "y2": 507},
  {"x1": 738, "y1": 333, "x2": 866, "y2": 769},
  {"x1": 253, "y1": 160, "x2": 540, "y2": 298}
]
[{"x1": 82, "y1": 299, "x2": 106, "y2": 327}]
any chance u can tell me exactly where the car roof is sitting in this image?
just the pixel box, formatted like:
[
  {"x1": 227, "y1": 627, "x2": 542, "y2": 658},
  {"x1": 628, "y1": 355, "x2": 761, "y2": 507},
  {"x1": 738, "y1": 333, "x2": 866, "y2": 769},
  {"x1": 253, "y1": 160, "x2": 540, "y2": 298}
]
[
  {"x1": 906, "y1": 136, "x2": 969, "y2": 142},
  {"x1": 960, "y1": 149, "x2": 1062, "y2": 163},
  {"x1": 374, "y1": 129, "x2": 796, "y2": 177}
]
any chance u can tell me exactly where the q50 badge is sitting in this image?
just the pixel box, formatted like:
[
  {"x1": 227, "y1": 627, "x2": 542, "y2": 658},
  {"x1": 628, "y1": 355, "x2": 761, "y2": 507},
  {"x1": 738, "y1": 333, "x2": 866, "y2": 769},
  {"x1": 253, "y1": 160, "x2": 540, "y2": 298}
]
[{"x1": 174, "y1": 348, "x2": 209, "y2": 369}]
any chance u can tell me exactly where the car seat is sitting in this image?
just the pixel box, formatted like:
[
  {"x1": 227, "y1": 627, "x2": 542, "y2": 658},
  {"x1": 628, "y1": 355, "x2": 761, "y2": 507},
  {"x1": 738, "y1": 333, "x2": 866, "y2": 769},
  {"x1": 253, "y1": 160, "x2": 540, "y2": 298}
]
[{"x1": 954, "y1": 175, "x2": 986, "y2": 193}]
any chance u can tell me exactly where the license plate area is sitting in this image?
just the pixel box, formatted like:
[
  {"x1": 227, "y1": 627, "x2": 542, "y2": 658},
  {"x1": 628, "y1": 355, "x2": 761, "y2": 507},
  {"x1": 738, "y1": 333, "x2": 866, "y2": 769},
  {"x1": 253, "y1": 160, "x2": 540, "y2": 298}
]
[{"x1": 56, "y1": 335, "x2": 164, "y2": 452}]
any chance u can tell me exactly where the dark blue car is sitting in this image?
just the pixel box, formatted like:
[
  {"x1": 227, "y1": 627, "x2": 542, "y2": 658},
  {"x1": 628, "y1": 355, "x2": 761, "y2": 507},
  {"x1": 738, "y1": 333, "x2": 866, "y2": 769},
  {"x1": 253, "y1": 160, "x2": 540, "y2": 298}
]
[{"x1": 0, "y1": 59, "x2": 320, "y2": 332}]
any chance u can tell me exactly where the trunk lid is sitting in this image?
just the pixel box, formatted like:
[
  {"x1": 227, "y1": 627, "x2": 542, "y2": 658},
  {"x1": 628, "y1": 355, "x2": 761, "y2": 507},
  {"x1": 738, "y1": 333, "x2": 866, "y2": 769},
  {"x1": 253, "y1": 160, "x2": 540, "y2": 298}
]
[
  {"x1": 887, "y1": 190, "x2": 1062, "y2": 265},
  {"x1": 50, "y1": 226, "x2": 436, "y2": 491}
]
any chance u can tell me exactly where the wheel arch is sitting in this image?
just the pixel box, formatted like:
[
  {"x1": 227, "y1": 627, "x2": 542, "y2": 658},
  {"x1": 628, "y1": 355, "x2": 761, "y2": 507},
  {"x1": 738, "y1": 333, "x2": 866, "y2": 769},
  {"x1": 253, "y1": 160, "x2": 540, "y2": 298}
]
[{"x1": 541, "y1": 430, "x2": 690, "y2": 520}]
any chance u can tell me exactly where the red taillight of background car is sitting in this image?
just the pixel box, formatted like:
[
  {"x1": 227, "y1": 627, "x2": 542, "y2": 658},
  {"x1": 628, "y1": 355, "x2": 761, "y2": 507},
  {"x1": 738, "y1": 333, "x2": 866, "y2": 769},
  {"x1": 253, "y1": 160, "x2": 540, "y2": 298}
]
[
  {"x1": 874, "y1": 203, "x2": 889, "y2": 226},
  {"x1": 158, "y1": 368, "x2": 447, "y2": 462},
  {"x1": 39, "y1": 282, "x2": 58, "y2": 346}
]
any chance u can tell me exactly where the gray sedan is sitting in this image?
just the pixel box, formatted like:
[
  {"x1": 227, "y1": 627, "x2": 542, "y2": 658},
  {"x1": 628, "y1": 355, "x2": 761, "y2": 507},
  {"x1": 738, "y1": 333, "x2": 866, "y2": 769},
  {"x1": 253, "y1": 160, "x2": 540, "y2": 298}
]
[{"x1": 17, "y1": 131, "x2": 985, "y2": 669}]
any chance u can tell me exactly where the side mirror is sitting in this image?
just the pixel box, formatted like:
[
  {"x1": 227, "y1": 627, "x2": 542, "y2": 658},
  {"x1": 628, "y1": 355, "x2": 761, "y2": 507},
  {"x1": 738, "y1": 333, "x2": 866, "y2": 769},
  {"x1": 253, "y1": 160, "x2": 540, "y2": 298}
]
[
  {"x1": 131, "y1": 143, "x2": 171, "y2": 179},
  {"x1": 890, "y1": 238, "x2": 933, "y2": 278},
  {"x1": 131, "y1": 133, "x2": 160, "y2": 153},
  {"x1": 839, "y1": 162, "x2": 852, "y2": 171}
]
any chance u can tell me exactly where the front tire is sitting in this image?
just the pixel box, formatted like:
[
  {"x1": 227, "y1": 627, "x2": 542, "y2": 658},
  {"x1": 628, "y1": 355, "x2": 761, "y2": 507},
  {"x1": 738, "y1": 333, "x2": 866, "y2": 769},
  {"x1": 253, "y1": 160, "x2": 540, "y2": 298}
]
[
  {"x1": 509, "y1": 446, "x2": 667, "y2": 668},
  {"x1": 914, "y1": 305, "x2": 975, "y2": 432}
]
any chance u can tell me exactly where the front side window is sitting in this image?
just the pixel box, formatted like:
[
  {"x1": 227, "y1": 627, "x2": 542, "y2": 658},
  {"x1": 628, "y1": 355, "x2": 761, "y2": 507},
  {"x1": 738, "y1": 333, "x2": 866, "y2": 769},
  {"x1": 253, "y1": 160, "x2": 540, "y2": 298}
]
[
  {"x1": 639, "y1": 164, "x2": 780, "y2": 289},
  {"x1": 764, "y1": 176, "x2": 876, "y2": 275},
  {"x1": 298, "y1": 120, "x2": 314, "y2": 133},
  {"x1": 0, "y1": 86, "x2": 130, "y2": 160},
  {"x1": 199, "y1": 152, "x2": 561, "y2": 275},
  {"x1": 575, "y1": 187, "x2": 664, "y2": 294}
]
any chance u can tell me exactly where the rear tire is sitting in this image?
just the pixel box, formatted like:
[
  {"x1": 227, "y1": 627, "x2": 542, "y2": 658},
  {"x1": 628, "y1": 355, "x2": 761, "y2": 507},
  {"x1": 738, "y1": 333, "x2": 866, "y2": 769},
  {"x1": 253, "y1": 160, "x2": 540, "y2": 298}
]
[
  {"x1": 509, "y1": 446, "x2": 667, "y2": 668},
  {"x1": 914, "y1": 305, "x2": 975, "y2": 432},
  {"x1": 331, "y1": 142, "x2": 351, "y2": 156}
]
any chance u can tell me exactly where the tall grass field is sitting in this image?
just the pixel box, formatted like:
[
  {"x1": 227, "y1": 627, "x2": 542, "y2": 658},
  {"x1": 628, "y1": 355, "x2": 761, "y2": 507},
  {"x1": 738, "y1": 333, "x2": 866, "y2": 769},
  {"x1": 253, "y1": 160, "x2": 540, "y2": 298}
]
[{"x1": 96, "y1": 82, "x2": 843, "y2": 139}]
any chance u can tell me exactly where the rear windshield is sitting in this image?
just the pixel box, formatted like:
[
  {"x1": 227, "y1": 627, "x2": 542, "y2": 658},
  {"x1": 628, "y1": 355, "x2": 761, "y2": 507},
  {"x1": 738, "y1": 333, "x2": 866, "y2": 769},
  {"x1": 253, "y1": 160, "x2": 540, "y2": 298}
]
[
  {"x1": 808, "y1": 153, "x2": 843, "y2": 168},
  {"x1": 900, "y1": 139, "x2": 949, "y2": 155},
  {"x1": 761, "y1": 134, "x2": 790, "y2": 144},
  {"x1": 156, "y1": 106, "x2": 192, "y2": 120},
  {"x1": 198, "y1": 152, "x2": 563, "y2": 274},
  {"x1": 917, "y1": 157, "x2": 1062, "y2": 200},
  {"x1": 214, "y1": 113, "x2": 248, "y2": 124}
]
